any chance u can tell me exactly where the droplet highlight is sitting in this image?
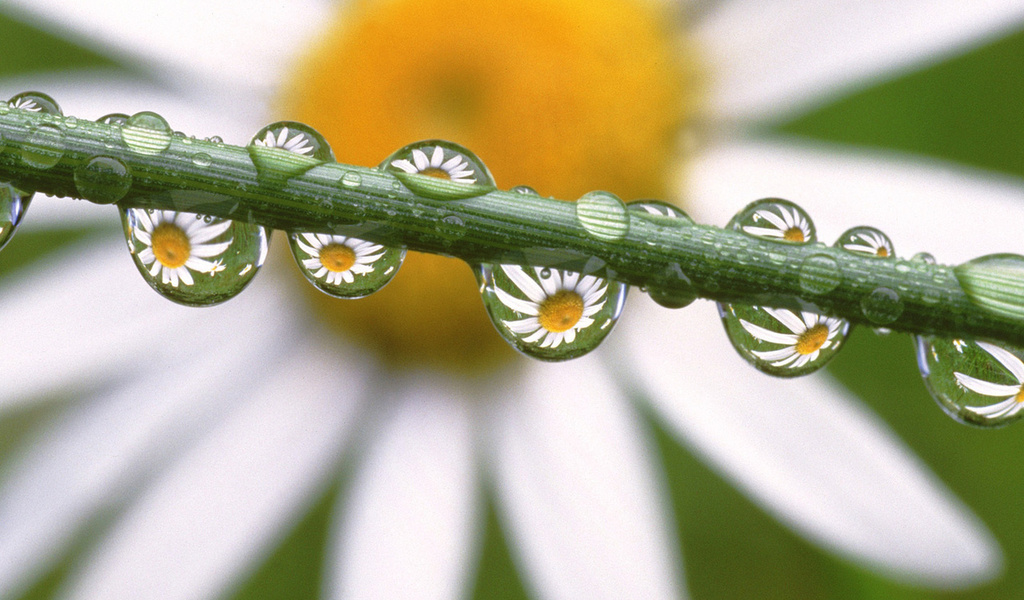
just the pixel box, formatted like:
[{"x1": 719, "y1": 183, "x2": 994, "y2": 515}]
[
  {"x1": 0, "y1": 183, "x2": 31, "y2": 252},
  {"x1": 74, "y1": 156, "x2": 132, "y2": 204},
  {"x1": 383, "y1": 140, "x2": 496, "y2": 200},
  {"x1": 121, "y1": 112, "x2": 173, "y2": 155},
  {"x1": 954, "y1": 253, "x2": 1024, "y2": 321},
  {"x1": 288, "y1": 232, "x2": 405, "y2": 299},
  {"x1": 121, "y1": 208, "x2": 268, "y2": 306},
  {"x1": 720, "y1": 303, "x2": 850, "y2": 377},
  {"x1": 248, "y1": 121, "x2": 334, "y2": 178}
]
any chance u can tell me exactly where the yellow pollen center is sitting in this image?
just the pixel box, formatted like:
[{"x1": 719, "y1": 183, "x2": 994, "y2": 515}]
[
  {"x1": 319, "y1": 243, "x2": 357, "y2": 272},
  {"x1": 876, "y1": 247, "x2": 889, "y2": 257},
  {"x1": 1016, "y1": 388, "x2": 1024, "y2": 404},
  {"x1": 419, "y1": 167, "x2": 451, "y2": 179},
  {"x1": 538, "y1": 291, "x2": 585, "y2": 333},
  {"x1": 783, "y1": 227, "x2": 805, "y2": 242},
  {"x1": 795, "y1": 324, "x2": 829, "y2": 355},
  {"x1": 280, "y1": 0, "x2": 702, "y2": 372},
  {"x1": 151, "y1": 223, "x2": 191, "y2": 269}
]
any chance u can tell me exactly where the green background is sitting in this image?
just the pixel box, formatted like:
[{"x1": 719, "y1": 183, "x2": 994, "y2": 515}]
[{"x1": 1, "y1": 9, "x2": 1023, "y2": 600}]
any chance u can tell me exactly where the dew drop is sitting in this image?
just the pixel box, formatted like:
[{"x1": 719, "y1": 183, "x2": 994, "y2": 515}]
[
  {"x1": 576, "y1": 190, "x2": 629, "y2": 241},
  {"x1": 21, "y1": 124, "x2": 65, "y2": 169},
  {"x1": 97, "y1": 113, "x2": 129, "y2": 126},
  {"x1": 798, "y1": 253, "x2": 843, "y2": 295},
  {"x1": 836, "y1": 226, "x2": 894, "y2": 258},
  {"x1": 341, "y1": 171, "x2": 362, "y2": 187},
  {"x1": 436, "y1": 215, "x2": 466, "y2": 241},
  {"x1": 64, "y1": 116, "x2": 78, "y2": 129},
  {"x1": 8, "y1": 91, "x2": 62, "y2": 116},
  {"x1": 719, "y1": 303, "x2": 850, "y2": 377},
  {"x1": 510, "y1": 185, "x2": 539, "y2": 195},
  {"x1": 383, "y1": 140, "x2": 496, "y2": 200},
  {"x1": 860, "y1": 287, "x2": 903, "y2": 324},
  {"x1": 191, "y1": 152, "x2": 212, "y2": 167},
  {"x1": 288, "y1": 231, "x2": 405, "y2": 299},
  {"x1": 0, "y1": 183, "x2": 32, "y2": 252},
  {"x1": 627, "y1": 199, "x2": 693, "y2": 224},
  {"x1": 120, "y1": 207, "x2": 268, "y2": 306},
  {"x1": 74, "y1": 156, "x2": 132, "y2": 204},
  {"x1": 646, "y1": 262, "x2": 697, "y2": 309},
  {"x1": 730, "y1": 198, "x2": 815, "y2": 244},
  {"x1": 248, "y1": 121, "x2": 334, "y2": 178},
  {"x1": 916, "y1": 336, "x2": 1024, "y2": 428},
  {"x1": 476, "y1": 263, "x2": 627, "y2": 361},
  {"x1": 121, "y1": 112, "x2": 173, "y2": 155},
  {"x1": 912, "y1": 252, "x2": 937, "y2": 265},
  {"x1": 954, "y1": 253, "x2": 1024, "y2": 320}
]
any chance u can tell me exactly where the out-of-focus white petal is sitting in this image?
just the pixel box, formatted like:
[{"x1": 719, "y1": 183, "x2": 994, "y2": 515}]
[
  {"x1": 0, "y1": 240, "x2": 296, "y2": 410},
  {"x1": 486, "y1": 358, "x2": 684, "y2": 600},
  {"x1": 0, "y1": 0, "x2": 334, "y2": 97},
  {"x1": 59, "y1": 333, "x2": 368, "y2": 600},
  {"x1": 696, "y1": 1, "x2": 1024, "y2": 123},
  {"x1": 687, "y1": 138, "x2": 1024, "y2": 262},
  {"x1": 0, "y1": 310, "x2": 296, "y2": 599},
  {"x1": 327, "y1": 373, "x2": 478, "y2": 600},
  {"x1": 612, "y1": 296, "x2": 1000, "y2": 587}
]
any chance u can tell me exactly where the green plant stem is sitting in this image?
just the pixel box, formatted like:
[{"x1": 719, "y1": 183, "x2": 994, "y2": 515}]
[{"x1": 0, "y1": 107, "x2": 1022, "y2": 346}]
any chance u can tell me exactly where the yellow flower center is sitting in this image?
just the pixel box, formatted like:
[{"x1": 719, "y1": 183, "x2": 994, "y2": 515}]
[
  {"x1": 280, "y1": 0, "x2": 701, "y2": 372},
  {"x1": 151, "y1": 223, "x2": 191, "y2": 269},
  {"x1": 1015, "y1": 388, "x2": 1024, "y2": 404},
  {"x1": 320, "y1": 243, "x2": 357, "y2": 273},
  {"x1": 795, "y1": 324, "x2": 829, "y2": 355},
  {"x1": 419, "y1": 167, "x2": 452, "y2": 180},
  {"x1": 876, "y1": 246, "x2": 889, "y2": 258},
  {"x1": 783, "y1": 227, "x2": 805, "y2": 243},
  {"x1": 538, "y1": 290, "x2": 586, "y2": 333}
]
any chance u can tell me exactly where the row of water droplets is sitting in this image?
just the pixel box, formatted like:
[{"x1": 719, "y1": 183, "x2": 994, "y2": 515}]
[{"x1": 2, "y1": 91, "x2": 1023, "y2": 427}]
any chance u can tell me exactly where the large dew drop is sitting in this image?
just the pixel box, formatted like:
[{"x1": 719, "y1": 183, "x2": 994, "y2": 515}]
[
  {"x1": 288, "y1": 232, "x2": 405, "y2": 299},
  {"x1": 74, "y1": 156, "x2": 132, "y2": 204},
  {"x1": 121, "y1": 112, "x2": 173, "y2": 155},
  {"x1": 10, "y1": 92, "x2": 66, "y2": 170},
  {"x1": 121, "y1": 208, "x2": 268, "y2": 307},
  {"x1": 477, "y1": 264, "x2": 627, "y2": 361},
  {"x1": 575, "y1": 191, "x2": 629, "y2": 241},
  {"x1": 836, "y1": 226, "x2": 895, "y2": 258},
  {"x1": 0, "y1": 183, "x2": 32, "y2": 252},
  {"x1": 732, "y1": 198, "x2": 815, "y2": 244},
  {"x1": 248, "y1": 121, "x2": 335, "y2": 178},
  {"x1": 8, "y1": 91, "x2": 62, "y2": 116},
  {"x1": 383, "y1": 140, "x2": 496, "y2": 200},
  {"x1": 917, "y1": 336, "x2": 1024, "y2": 428}
]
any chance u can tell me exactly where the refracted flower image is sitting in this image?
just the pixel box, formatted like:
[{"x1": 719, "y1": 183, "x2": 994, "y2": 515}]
[
  {"x1": 955, "y1": 341, "x2": 1024, "y2": 420},
  {"x1": 293, "y1": 233, "x2": 387, "y2": 286},
  {"x1": 741, "y1": 203, "x2": 813, "y2": 242},
  {"x1": 738, "y1": 308, "x2": 848, "y2": 370},
  {"x1": 2, "y1": 1, "x2": 1024, "y2": 600},
  {"x1": 251, "y1": 126, "x2": 317, "y2": 156},
  {"x1": 129, "y1": 209, "x2": 232, "y2": 287}
]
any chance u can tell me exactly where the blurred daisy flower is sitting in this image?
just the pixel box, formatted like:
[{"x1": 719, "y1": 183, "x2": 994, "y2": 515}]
[{"x1": 1, "y1": 1, "x2": 1024, "y2": 599}]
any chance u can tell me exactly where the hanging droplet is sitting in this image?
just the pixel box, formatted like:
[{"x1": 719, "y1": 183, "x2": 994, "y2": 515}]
[
  {"x1": 288, "y1": 232, "x2": 405, "y2": 299},
  {"x1": 916, "y1": 336, "x2": 1024, "y2": 427},
  {"x1": 719, "y1": 303, "x2": 850, "y2": 377},
  {"x1": 0, "y1": 183, "x2": 32, "y2": 252},
  {"x1": 74, "y1": 156, "x2": 132, "y2": 204},
  {"x1": 120, "y1": 208, "x2": 268, "y2": 306},
  {"x1": 121, "y1": 112, "x2": 173, "y2": 155},
  {"x1": 646, "y1": 262, "x2": 698, "y2": 309},
  {"x1": 627, "y1": 199, "x2": 693, "y2": 224},
  {"x1": 836, "y1": 226, "x2": 894, "y2": 258},
  {"x1": 383, "y1": 140, "x2": 496, "y2": 200},
  {"x1": 954, "y1": 253, "x2": 1024, "y2": 321},
  {"x1": 8, "y1": 91, "x2": 62, "y2": 116},
  {"x1": 798, "y1": 253, "x2": 843, "y2": 296},
  {"x1": 248, "y1": 121, "x2": 334, "y2": 178},
  {"x1": 731, "y1": 198, "x2": 815, "y2": 244},
  {"x1": 477, "y1": 264, "x2": 628, "y2": 361},
  {"x1": 575, "y1": 190, "x2": 629, "y2": 241}
]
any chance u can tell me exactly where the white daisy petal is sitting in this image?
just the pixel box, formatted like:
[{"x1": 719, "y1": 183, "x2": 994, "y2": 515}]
[
  {"x1": 613, "y1": 297, "x2": 1000, "y2": 586},
  {"x1": 739, "y1": 319, "x2": 798, "y2": 346},
  {"x1": 328, "y1": 374, "x2": 478, "y2": 600},
  {"x1": 486, "y1": 358, "x2": 683, "y2": 600},
  {"x1": 964, "y1": 397, "x2": 1023, "y2": 419},
  {"x1": 975, "y1": 342, "x2": 1024, "y2": 384},
  {"x1": 763, "y1": 307, "x2": 807, "y2": 335},
  {"x1": 953, "y1": 373, "x2": 1021, "y2": 398},
  {"x1": 697, "y1": 0, "x2": 1024, "y2": 122},
  {"x1": 500, "y1": 265, "x2": 547, "y2": 304},
  {"x1": 60, "y1": 333, "x2": 368, "y2": 600},
  {"x1": 689, "y1": 138, "x2": 1024, "y2": 262}
]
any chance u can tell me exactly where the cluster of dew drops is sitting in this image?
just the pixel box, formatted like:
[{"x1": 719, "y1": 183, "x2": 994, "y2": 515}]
[{"x1": 3, "y1": 91, "x2": 1024, "y2": 429}]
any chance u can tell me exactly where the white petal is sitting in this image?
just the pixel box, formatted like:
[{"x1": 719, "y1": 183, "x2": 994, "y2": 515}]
[
  {"x1": 3, "y1": 0, "x2": 334, "y2": 98},
  {"x1": 975, "y1": 341, "x2": 1024, "y2": 384},
  {"x1": 485, "y1": 358, "x2": 684, "y2": 600},
  {"x1": 612, "y1": 296, "x2": 1000, "y2": 587},
  {"x1": 953, "y1": 373, "x2": 1020, "y2": 399},
  {"x1": 688, "y1": 138, "x2": 1024, "y2": 262},
  {"x1": 60, "y1": 333, "x2": 368, "y2": 600},
  {"x1": 696, "y1": 1, "x2": 1024, "y2": 122},
  {"x1": 327, "y1": 373, "x2": 478, "y2": 600}
]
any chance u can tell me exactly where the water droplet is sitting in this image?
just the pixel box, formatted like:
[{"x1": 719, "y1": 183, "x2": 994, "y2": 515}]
[
  {"x1": 121, "y1": 112, "x2": 173, "y2": 155},
  {"x1": 912, "y1": 252, "x2": 936, "y2": 265},
  {"x1": 627, "y1": 199, "x2": 693, "y2": 224},
  {"x1": 861, "y1": 287, "x2": 903, "y2": 324},
  {"x1": 341, "y1": 171, "x2": 362, "y2": 187},
  {"x1": 916, "y1": 336, "x2": 1024, "y2": 427},
  {"x1": 383, "y1": 140, "x2": 496, "y2": 200},
  {"x1": 798, "y1": 253, "x2": 843, "y2": 295},
  {"x1": 97, "y1": 113, "x2": 129, "y2": 126},
  {"x1": 8, "y1": 92, "x2": 62, "y2": 116},
  {"x1": 21, "y1": 124, "x2": 65, "y2": 169},
  {"x1": 873, "y1": 327, "x2": 892, "y2": 336},
  {"x1": 646, "y1": 262, "x2": 697, "y2": 309},
  {"x1": 288, "y1": 232, "x2": 405, "y2": 299},
  {"x1": 248, "y1": 121, "x2": 334, "y2": 178},
  {"x1": 719, "y1": 303, "x2": 850, "y2": 377},
  {"x1": 0, "y1": 183, "x2": 32, "y2": 251},
  {"x1": 191, "y1": 152, "x2": 212, "y2": 167},
  {"x1": 576, "y1": 190, "x2": 629, "y2": 241},
  {"x1": 510, "y1": 185, "x2": 539, "y2": 195},
  {"x1": 74, "y1": 156, "x2": 132, "y2": 204},
  {"x1": 206, "y1": 135, "x2": 224, "y2": 144},
  {"x1": 64, "y1": 116, "x2": 78, "y2": 129},
  {"x1": 954, "y1": 253, "x2": 1024, "y2": 320},
  {"x1": 476, "y1": 263, "x2": 627, "y2": 361},
  {"x1": 120, "y1": 208, "x2": 268, "y2": 306},
  {"x1": 836, "y1": 226, "x2": 894, "y2": 258},
  {"x1": 436, "y1": 215, "x2": 466, "y2": 241},
  {"x1": 731, "y1": 198, "x2": 815, "y2": 244}
]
